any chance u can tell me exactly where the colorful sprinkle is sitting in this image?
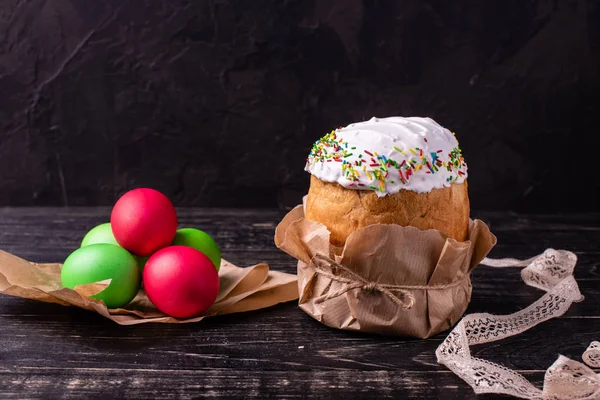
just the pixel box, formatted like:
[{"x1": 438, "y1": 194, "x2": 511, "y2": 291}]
[{"x1": 305, "y1": 127, "x2": 467, "y2": 194}]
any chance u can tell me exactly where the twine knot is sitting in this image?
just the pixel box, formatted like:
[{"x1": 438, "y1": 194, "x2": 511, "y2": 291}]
[
  {"x1": 363, "y1": 282, "x2": 377, "y2": 292},
  {"x1": 311, "y1": 253, "x2": 468, "y2": 310}
]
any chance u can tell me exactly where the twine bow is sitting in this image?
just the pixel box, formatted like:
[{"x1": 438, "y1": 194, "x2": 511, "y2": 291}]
[{"x1": 311, "y1": 253, "x2": 468, "y2": 310}]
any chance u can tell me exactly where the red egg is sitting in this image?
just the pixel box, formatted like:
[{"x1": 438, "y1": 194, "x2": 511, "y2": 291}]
[
  {"x1": 111, "y1": 188, "x2": 177, "y2": 257},
  {"x1": 143, "y1": 246, "x2": 220, "y2": 318}
]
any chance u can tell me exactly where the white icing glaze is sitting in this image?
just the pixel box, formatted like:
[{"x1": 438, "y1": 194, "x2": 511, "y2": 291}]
[{"x1": 304, "y1": 116, "x2": 468, "y2": 196}]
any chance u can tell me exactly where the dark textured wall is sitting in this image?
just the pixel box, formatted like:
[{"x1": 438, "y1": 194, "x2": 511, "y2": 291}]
[{"x1": 1, "y1": 0, "x2": 599, "y2": 211}]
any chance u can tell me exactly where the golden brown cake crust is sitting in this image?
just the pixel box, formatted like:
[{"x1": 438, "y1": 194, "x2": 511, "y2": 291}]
[{"x1": 305, "y1": 175, "x2": 470, "y2": 246}]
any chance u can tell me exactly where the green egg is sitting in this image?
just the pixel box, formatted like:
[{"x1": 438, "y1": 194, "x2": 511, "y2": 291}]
[
  {"x1": 171, "y1": 228, "x2": 221, "y2": 271},
  {"x1": 136, "y1": 256, "x2": 149, "y2": 269},
  {"x1": 61, "y1": 243, "x2": 140, "y2": 308},
  {"x1": 81, "y1": 223, "x2": 119, "y2": 247},
  {"x1": 81, "y1": 223, "x2": 147, "y2": 269}
]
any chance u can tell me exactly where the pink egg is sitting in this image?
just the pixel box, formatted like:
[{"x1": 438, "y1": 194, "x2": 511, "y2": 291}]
[
  {"x1": 143, "y1": 246, "x2": 219, "y2": 318},
  {"x1": 111, "y1": 188, "x2": 178, "y2": 257}
]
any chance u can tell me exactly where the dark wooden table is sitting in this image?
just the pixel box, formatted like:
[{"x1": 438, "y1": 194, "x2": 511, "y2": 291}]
[{"x1": 0, "y1": 208, "x2": 598, "y2": 399}]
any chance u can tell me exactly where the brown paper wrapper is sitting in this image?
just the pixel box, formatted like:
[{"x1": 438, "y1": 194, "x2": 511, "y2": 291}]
[
  {"x1": 0, "y1": 250, "x2": 298, "y2": 325},
  {"x1": 275, "y1": 205, "x2": 496, "y2": 338}
]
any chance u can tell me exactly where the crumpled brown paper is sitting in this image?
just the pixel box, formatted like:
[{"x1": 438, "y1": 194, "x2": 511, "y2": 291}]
[
  {"x1": 0, "y1": 250, "x2": 298, "y2": 325},
  {"x1": 275, "y1": 204, "x2": 497, "y2": 337}
]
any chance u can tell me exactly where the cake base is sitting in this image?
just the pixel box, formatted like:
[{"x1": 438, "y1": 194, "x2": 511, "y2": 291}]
[{"x1": 305, "y1": 175, "x2": 470, "y2": 246}]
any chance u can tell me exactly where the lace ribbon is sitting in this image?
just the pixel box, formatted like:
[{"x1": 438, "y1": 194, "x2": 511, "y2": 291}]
[{"x1": 436, "y1": 248, "x2": 600, "y2": 399}]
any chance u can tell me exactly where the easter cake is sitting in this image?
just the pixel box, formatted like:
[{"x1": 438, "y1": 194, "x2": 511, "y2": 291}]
[{"x1": 304, "y1": 116, "x2": 469, "y2": 246}]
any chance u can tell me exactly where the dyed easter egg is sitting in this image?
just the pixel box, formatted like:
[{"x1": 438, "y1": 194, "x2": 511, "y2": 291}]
[
  {"x1": 143, "y1": 246, "x2": 219, "y2": 318},
  {"x1": 61, "y1": 244, "x2": 140, "y2": 308},
  {"x1": 81, "y1": 223, "x2": 119, "y2": 247},
  {"x1": 111, "y1": 188, "x2": 178, "y2": 257},
  {"x1": 171, "y1": 228, "x2": 221, "y2": 271},
  {"x1": 80, "y1": 222, "x2": 148, "y2": 269}
]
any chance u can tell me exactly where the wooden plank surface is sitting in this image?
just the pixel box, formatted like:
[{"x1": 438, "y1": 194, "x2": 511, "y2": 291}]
[{"x1": 0, "y1": 208, "x2": 599, "y2": 399}]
